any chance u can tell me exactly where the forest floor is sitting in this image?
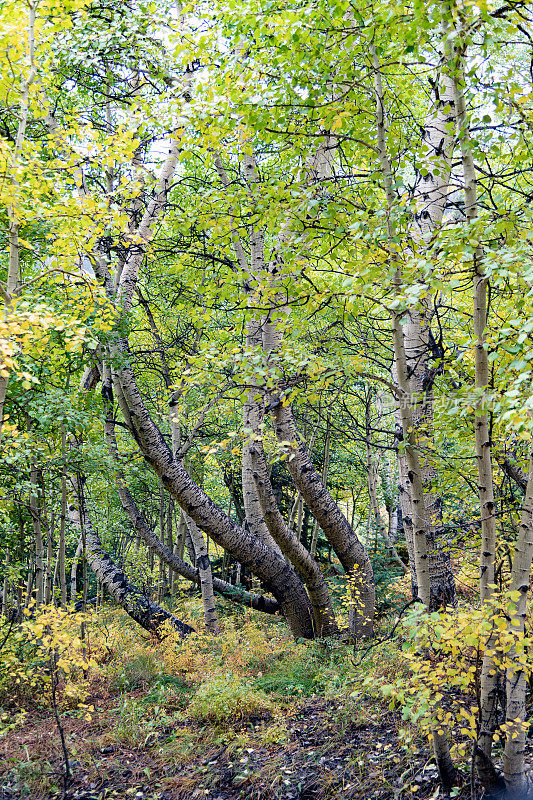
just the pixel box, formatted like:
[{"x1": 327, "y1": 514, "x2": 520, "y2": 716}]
[
  {"x1": 0, "y1": 598, "x2": 523, "y2": 800},
  {"x1": 0, "y1": 694, "x2": 450, "y2": 800}
]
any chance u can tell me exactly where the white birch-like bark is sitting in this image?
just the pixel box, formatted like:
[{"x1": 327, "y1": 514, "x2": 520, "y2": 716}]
[
  {"x1": 502, "y1": 447, "x2": 533, "y2": 797},
  {"x1": 450, "y1": 70, "x2": 503, "y2": 792},
  {"x1": 29, "y1": 465, "x2": 45, "y2": 606},
  {"x1": 216, "y1": 148, "x2": 375, "y2": 636},
  {"x1": 372, "y1": 42, "x2": 456, "y2": 610}
]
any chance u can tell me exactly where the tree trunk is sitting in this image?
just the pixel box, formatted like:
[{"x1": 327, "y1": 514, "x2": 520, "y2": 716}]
[
  {"x1": 249, "y1": 438, "x2": 338, "y2": 636},
  {"x1": 111, "y1": 356, "x2": 315, "y2": 639},
  {"x1": 105, "y1": 417, "x2": 280, "y2": 614},
  {"x1": 502, "y1": 446, "x2": 533, "y2": 797},
  {"x1": 68, "y1": 475, "x2": 193, "y2": 636},
  {"x1": 270, "y1": 402, "x2": 375, "y2": 637},
  {"x1": 185, "y1": 516, "x2": 220, "y2": 634},
  {"x1": 29, "y1": 465, "x2": 45, "y2": 606},
  {"x1": 58, "y1": 425, "x2": 68, "y2": 609},
  {"x1": 310, "y1": 413, "x2": 331, "y2": 558}
]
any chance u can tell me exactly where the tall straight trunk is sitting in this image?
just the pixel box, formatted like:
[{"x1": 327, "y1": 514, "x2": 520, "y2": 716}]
[
  {"x1": 452, "y1": 74, "x2": 497, "y2": 602},
  {"x1": 29, "y1": 465, "x2": 45, "y2": 606},
  {"x1": 40, "y1": 474, "x2": 53, "y2": 605},
  {"x1": 371, "y1": 43, "x2": 456, "y2": 610},
  {"x1": 373, "y1": 48, "x2": 457, "y2": 607},
  {"x1": 68, "y1": 474, "x2": 193, "y2": 636},
  {"x1": 310, "y1": 413, "x2": 331, "y2": 558},
  {"x1": 25, "y1": 565, "x2": 34, "y2": 609},
  {"x1": 58, "y1": 425, "x2": 68, "y2": 609},
  {"x1": 185, "y1": 516, "x2": 220, "y2": 634},
  {"x1": 372, "y1": 43, "x2": 457, "y2": 788},
  {"x1": 365, "y1": 398, "x2": 408, "y2": 573},
  {"x1": 70, "y1": 540, "x2": 82, "y2": 603},
  {"x1": 501, "y1": 445, "x2": 533, "y2": 797},
  {"x1": 175, "y1": 509, "x2": 187, "y2": 562},
  {"x1": 2, "y1": 547, "x2": 9, "y2": 617},
  {"x1": 167, "y1": 497, "x2": 174, "y2": 595},
  {"x1": 450, "y1": 71, "x2": 502, "y2": 791},
  {"x1": 242, "y1": 318, "x2": 283, "y2": 555}
]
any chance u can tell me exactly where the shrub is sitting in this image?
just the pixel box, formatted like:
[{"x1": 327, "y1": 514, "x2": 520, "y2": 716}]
[{"x1": 188, "y1": 675, "x2": 273, "y2": 723}]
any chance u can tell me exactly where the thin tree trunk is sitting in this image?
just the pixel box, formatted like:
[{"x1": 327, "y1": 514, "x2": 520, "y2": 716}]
[
  {"x1": 29, "y1": 465, "x2": 45, "y2": 606},
  {"x1": 0, "y1": 2, "x2": 37, "y2": 444},
  {"x1": 310, "y1": 413, "x2": 331, "y2": 557},
  {"x1": 59, "y1": 425, "x2": 68, "y2": 609},
  {"x1": 450, "y1": 70, "x2": 502, "y2": 791},
  {"x1": 70, "y1": 540, "x2": 82, "y2": 603},
  {"x1": 365, "y1": 397, "x2": 408, "y2": 573},
  {"x1": 185, "y1": 516, "x2": 220, "y2": 634},
  {"x1": 372, "y1": 42, "x2": 457, "y2": 788},
  {"x1": 2, "y1": 547, "x2": 9, "y2": 617}
]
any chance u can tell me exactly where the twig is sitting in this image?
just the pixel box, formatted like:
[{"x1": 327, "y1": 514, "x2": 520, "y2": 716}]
[
  {"x1": 352, "y1": 598, "x2": 418, "y2": 666},
  {"x1": 50, "y1": 651, "x2": 71, "y2": 796}
]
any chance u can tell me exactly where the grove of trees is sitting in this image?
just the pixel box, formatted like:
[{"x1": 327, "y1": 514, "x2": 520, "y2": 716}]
[{"x1": 1, "y1": 0, "x2": 533, "y2": 798}]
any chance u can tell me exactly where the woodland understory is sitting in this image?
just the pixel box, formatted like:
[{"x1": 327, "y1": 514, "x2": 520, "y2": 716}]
[{"x1": 1, "y1": 0, "x2": 533, "y2": 798}]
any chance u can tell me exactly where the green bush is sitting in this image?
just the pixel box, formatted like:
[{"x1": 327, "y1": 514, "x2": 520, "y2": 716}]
[{"x1": 188, "y1": 675, "x2": 273, "y2": 722}]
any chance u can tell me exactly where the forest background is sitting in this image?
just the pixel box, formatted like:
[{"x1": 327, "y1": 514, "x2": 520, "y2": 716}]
[{"x1": 1, "y1": 0, "x2": 533, "y2": 799}]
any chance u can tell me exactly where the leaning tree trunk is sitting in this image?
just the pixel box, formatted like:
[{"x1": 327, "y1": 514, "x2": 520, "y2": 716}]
[
  {"x1": 84, "y1": 126, "x2": 314, "y2": 640},
  {"x1": 111, "y1": 362, "x2": 315, "y2": 639},
  {"x1": 68, "y1": 474, "x2": 193, "y2": 637},
  {"x1": 216, "y1": 150, "x2": 375, "y2": 637},
  {"x1": 270, "y1": 401, "x2": 375, "y2": 637},
  {"x1": 248, "y1": 437, "x2": 339, "y2": 636}
]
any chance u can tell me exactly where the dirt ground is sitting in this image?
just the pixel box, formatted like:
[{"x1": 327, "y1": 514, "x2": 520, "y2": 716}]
[{"x1": 0, "y1": 696, "x2": 467, "y2": 800}]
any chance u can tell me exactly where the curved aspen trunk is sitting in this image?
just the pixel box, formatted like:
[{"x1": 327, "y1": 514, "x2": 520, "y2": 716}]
[
  {"x1": 84, "y1": 118, "x2": 314, "y2": 639},
  {"x1": 248, "y1": 438, "x2": 338, "y2": 636},
  {"x1": 213, "y1": 151, "x2": 373, "y2": 636},
  {"x1": 111, "y1": 358, "x2": 315, "y2": 639},
  {"x1": 270, "y1": 402, "x2": 375, "y2": 637},
  {"x1": 105, "y1": 433, "x2": 279, "y2": 613},
  {"x1": 67, "y1": 476, "x2": 193, "y2": 637}
]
